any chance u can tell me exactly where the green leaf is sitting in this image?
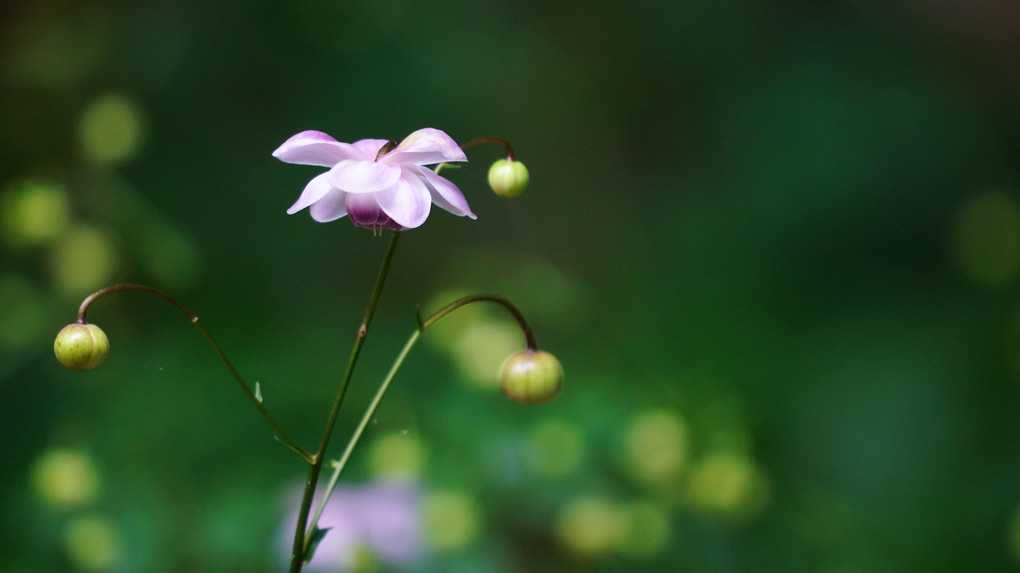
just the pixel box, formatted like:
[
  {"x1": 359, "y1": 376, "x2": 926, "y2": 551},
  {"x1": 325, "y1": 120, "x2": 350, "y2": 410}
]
[{"x1": 304, "y1": 526, "x2": 331, "y2": 564}]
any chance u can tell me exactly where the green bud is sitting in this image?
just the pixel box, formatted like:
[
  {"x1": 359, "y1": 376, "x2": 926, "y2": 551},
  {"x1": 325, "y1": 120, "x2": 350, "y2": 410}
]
[
  {"x1": 487, "y1": 159, "x2": 529, "y2": 198},
  {"x1": 54, "y1": 323, "x2": 109, "y2": 371},
  {"x1": 499, "y1": 349, "x2": 563, "y2": 404}
]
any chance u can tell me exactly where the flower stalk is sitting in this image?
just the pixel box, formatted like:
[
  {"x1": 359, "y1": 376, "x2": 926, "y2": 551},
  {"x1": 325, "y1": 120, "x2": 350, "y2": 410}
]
[
  {"x1": 74, "y1": 283, "x2": 312, "y2": 463},
  {"x1": 458, "y1": 135, "x2": 518, "y2": 161},
  {"x1": 289, "y1": 230, "x2": 401, "y2": 571}
]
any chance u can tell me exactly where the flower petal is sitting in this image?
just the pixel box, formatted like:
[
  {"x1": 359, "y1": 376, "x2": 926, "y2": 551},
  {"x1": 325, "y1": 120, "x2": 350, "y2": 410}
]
[
  {"x1": 375, "y1": 172, "x2": 432, "y2": 229},
  {"x1": 328, "y1": 160, "x2": 402, "y2": 194},
  {"x1": 384, "y1": 128, "x2": 467, "y2": 166},
  {"x1": 309, "y1": 189, "x2": 350, "y2": 222},
  {"x1": 273, "y1": 130, "x2": 367, "y2": 167},
  {"x1": 286, "y1": 172, "x2": 334, "y2": 214},
  {"x1": 416, "y1": 167, "x2": 476, "y2": 219}
]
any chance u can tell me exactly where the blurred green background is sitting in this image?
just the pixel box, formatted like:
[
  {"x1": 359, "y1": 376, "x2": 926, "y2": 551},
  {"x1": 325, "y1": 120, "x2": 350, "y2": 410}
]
[{"x1": 3, "y1": 0, "x2": 1020, "y2": 571}]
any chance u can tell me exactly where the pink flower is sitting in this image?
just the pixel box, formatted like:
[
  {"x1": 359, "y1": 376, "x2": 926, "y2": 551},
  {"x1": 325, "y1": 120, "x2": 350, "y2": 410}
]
[
  {"x1": 277, "y1": 482, "x2": 423, "y2": 571},
  {"x1": 274, "y1": 128, "x2": 476, "y2": 230}
]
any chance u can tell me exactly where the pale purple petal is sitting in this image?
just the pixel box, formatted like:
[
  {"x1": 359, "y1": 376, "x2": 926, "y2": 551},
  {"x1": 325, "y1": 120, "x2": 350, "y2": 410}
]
[
  {"x1": 352, "y1": 139, "x2": 391, "y2": 160},
  {"x1": 328, "y1": 160, "x2": 402, "y2": 194},
  {"x1": 286, "y1": 172, "x2": 334, "y2": 214},
  {"x1": 273, "y1": 131, "x2": 367, "y2": 167},
  {"x1": 416, "y1": 167, "x2": 476, "y2": 219},
  {"x1": 346, "y1": 193, "x2": 392, "y2": 228},
  {"x1": 375, "y1": 172, "x2": 432, "y2": 229},
  {"x1": 309, "y1": 189, "x2": 349, "y2": 222},
  {"x1": 384, "y1": 128, "x2": 467, "y2": 166}
]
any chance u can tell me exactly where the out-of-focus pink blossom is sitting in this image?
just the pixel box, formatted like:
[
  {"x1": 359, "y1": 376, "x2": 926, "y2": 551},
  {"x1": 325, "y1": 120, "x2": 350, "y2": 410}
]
[{"x1": 277, "y1": 482, "x2": 423, "y2": 572}]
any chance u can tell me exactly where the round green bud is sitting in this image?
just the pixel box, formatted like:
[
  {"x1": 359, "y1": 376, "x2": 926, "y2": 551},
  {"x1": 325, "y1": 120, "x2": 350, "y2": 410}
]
[
  {"x1": 54, "y1": 323, "x2": 109, "y2": 371},
  {"x1": 487, "y1": 159, "x2": 530, "y2": 198},
  {"x1": 499, "y1": 349, "x2": 564, "y2": 404}
]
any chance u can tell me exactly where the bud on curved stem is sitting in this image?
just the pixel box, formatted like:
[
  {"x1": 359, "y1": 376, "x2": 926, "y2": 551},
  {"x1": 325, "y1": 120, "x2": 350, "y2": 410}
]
[
  {"x1": 488, "y1": 159, "x2": 530, "y2": 198},
  {"x1": 499, "y1": 349, "x2": 564, "y2": 404}
]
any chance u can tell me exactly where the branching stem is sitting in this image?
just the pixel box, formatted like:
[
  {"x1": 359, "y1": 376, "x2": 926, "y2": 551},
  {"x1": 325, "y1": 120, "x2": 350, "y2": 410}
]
[
  {"x1": 302, "y1": 293, "x2": 536, "y2": 546},
  {"x1": 289, "y1": 230, "x2": 401, "y2": 571},
  {"x1": 76, "y1": 284, "x2": 312, "y2": 463}
]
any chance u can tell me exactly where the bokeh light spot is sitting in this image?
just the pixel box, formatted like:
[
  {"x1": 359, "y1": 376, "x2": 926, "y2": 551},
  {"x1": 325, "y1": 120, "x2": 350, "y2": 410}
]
[
  {"x1": 50, "y1": 224, "x2": 119, "y2": 296},
  {"x1": 0, "y1": 274, "x2": 47, "y2": 348},
  {"x1": 7, "y1": 11, "x2": 110, "y2": 88},
  {"x1": 422, "y1": 290, "x2": 483, "y2": 346},
  {"x1": 77, "y1": 93, "x2": 147, "y2": 164},
  {"x1": 30, "y1": 448, "x2": 101, "y2": 510},
  {"x1": 349, "y1": 543, "x2": 382, "y2": 572},
  {"x1": 63, "y1": 515, "x2": 123, "y2": 571},
  {"x1": 1, "y1": 179, "x2": 70, "y2": 248},
  {"x1": 140, "y1": 231, "x2": 202, "y2": 291},
  {"x1": 527, "y1": 418, "x2": 585, "y2": 478},
  {"x1": 950, "y1": 190, "x2": 1020, "y2": 288},
  {"x1": 1000, "y1": 303, "x2": 1020, "y2": 380},
  {"x1": 420, "y1": 490, "x2": 481, "y2": 551},
  {"x1": 451, "y1": 319, "x2": 522, "y2": 389},
  {"x1": 685, "y1": 452, "x2": 769, "y2": 520},
  {"x1": 365, "y1": 433, "x2": 427, "y2": 481},
  {"x1": 1009, "y1": 503, "x2": 1020, "y2": 564},
  {"x1": 615, "y1": 500, "x2": 672, "y2": 558},
  {"x1": 620, "y1": 409, "x2": 691, "y2": 487},
  {"x1": 555, "y1": 495, "x2": 624, "y2": 556}
]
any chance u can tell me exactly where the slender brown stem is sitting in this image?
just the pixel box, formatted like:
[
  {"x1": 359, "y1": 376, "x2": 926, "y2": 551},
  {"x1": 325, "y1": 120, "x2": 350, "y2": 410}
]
[
  {"x1": 421, "y1": 294, "x2": 536, "y2": 349},
  {"x1": 78, "y1": 284, "x2": 190, "y2": 323},
  {"x1": 458, "y1": 136, "x2": 516, "y2": 161},
  {"x1": 76, "y1": 283, "x2": 312, "y2": 463}
]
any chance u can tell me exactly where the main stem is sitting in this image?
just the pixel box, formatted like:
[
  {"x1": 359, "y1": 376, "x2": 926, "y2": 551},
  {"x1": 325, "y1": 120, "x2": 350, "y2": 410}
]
[
  {"x1": 303, "y1": 329, "x2": 421, "y2": 549},
  {"x1": 303, "y1": 293, "x2": 538, "y2": 541},
  {"x1": 289, "y1": 231, "x2": 401, "y2": 572},
  {"x1": 76, "y1": 284, "x2": 311, "y2": 462}
]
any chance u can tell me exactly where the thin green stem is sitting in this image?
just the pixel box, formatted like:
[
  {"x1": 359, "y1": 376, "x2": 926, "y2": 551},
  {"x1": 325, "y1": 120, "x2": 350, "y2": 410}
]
[
  {"x1": 303, "y1": 293, "x2": 537, "y2": 544},
  {"x1": 289, "y1": 230, "x2": 401, "y2": 572},
  {"x1": 76, "y1": 283, "x2": 311, "y2": 463},
  {"x1": 304, "y1": 329, "x2": 421, "y2": 550}
]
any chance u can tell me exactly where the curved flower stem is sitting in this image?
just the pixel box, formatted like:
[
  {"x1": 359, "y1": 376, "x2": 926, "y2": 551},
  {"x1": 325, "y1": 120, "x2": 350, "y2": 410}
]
[
  {"x1": 421, "y1": 294, "x2": 536, "y2": 350},
  {"x1": 290, "y1": 230, "x2": 401, "y2": 572},
  {"x1": 458, "y1": 136, "x2": 517, "y2": 161},
  {"x1": 76, "y1": 284, "x2": 312, "y2": 463},
  {"x1": 303, "y1": 294, "x2": 536, "y2": 547}
]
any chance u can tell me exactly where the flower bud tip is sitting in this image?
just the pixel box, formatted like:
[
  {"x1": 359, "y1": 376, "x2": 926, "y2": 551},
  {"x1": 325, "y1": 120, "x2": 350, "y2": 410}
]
[
  {"x1": 54, "y1": 323, "x2": 109, "y2": 371},
  {"x1": 487, "y1": 159, "x2": 529, "y2": 198}
]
